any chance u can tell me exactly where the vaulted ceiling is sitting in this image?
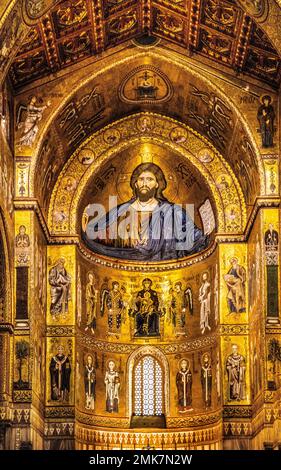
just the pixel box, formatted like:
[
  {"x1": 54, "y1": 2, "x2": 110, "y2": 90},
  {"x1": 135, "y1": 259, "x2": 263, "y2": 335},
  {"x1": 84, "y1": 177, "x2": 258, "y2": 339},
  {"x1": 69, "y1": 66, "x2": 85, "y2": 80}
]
[{"x1": 9, "y1": 0, "x2": 281, "y2": 90}]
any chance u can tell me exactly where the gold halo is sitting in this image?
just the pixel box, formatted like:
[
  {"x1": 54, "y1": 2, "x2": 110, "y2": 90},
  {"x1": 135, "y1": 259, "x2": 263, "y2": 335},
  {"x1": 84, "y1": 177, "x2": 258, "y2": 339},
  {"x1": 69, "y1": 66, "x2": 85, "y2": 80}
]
[
  {"x1": 259, "y1": 94, "x2": 272, "y2": 105},
  {"x1": 106, "y1": 359, "x2": 117, "y2": 370},
  {"x1": 201, "y1": 352, "x2": 211, "y2": 366},
  {"x1": 103, "y1": 128, "x2": 121, "y2": 146},
  {"x1": 200, "y1": 271, "x2": 210, "y2": 282},
  {"x1": 84, "y1": 353, "x2": 94, "y2": 365},
  {"x1": 78, "y1": 148, "x2": 96, "y2": 165},
  {"x1": 115, "y1": 145, "x2": 180, "y2": 202},
  {"x1": 53, "y1": 257, "x2": 66, "y2": 266},
  {"x1": 215, "y1": 173, "x2": 232, "y2": 190},
  {"x1": 198, "y1": 147, "x2": 214, "y2": 163},
  {"x1": 87, "y1": 271, "x2": 96, "y2": 280},
  {"x1": 178, "y1": 358, "x2": 190, "y2": 370}
]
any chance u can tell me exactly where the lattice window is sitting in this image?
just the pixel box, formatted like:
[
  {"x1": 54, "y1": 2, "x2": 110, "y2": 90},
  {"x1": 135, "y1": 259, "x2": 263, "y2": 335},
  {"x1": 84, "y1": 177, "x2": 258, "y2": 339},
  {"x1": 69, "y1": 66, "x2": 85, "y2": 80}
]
[{"x1": 133, "y1": 355, "x2": 163, "y2": 416}]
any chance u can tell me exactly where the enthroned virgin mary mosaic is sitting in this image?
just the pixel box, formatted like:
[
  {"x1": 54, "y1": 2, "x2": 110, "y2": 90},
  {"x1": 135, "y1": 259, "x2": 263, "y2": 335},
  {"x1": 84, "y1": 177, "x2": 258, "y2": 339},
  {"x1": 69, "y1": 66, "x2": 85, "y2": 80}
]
[{"x1": 82, "y1": 148, "x2": 215, "y2": 261}]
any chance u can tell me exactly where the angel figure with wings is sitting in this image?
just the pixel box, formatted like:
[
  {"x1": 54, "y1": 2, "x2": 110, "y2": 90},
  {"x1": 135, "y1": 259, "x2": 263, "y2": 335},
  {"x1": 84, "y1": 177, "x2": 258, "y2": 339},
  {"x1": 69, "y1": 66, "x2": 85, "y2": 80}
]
[
  {"x1": 168, "y1": 282, "x2": 193, "y2": 336},
  {"x1": 100, "y1": 280, "x2": 127, "y2": 337},
  {"x1": 17, "y1": 96, "x2": 51, "y2": 148}
]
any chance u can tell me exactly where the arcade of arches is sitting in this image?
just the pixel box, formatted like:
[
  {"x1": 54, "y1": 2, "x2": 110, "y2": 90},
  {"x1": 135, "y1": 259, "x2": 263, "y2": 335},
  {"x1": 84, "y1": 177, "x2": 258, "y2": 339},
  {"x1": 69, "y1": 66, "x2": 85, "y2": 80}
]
[{"x1": 0, "y1": 0, "x2": 281, "y2": 451}]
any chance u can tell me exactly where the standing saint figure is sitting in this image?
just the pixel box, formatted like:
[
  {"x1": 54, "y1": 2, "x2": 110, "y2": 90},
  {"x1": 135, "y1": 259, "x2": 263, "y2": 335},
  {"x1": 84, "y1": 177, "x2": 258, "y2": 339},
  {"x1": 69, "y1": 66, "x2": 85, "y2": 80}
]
[
  {"x1": 226, "y1": 344, "x2": 246, "y2": 401},
  {"x1": 176, "y1": 359, "x2": 193, "y2": 412},
  {"x1": 169, "y1": 282, "x2": 193, "y2": 336},
  {"x1": 15, "y1": 225, "x2": 30, "y2": 247},
  {"x1": 84, "y1": 354, "x2": 96, "y2": 410},
  {"x1": 49, "y1": 258, "x2": 71, "y2": 320},
  {"x1": 257, "y1": 95, "x2": 275, "y2": 148},
  {"x1": 49, "y1": 345, "x2": 71, "y2": 401},
  {"x1": 264, "y1": 223, "x2": 278, "y2": 250},
  {"x1": 201, "y1": 353, "x2": 212, "y2": 408},
  {"x1": 15, "y1": 225, "x2": 30, "y2": 264},
  {"x1": 85, "y1": 272, "x2": 98, "y2": 334},
  {"x1": 199, "y1": 272, "x2": 211, "y2": 334},
  {"x1": 18, "y1": 96, "x2": 51, "y2": 147},
  {"x1": 104, "y1": 360, "x2": 120, "y2": 413},
  {"x1": 101, "y1": 281, "x2": 126, "y2": 336},
  {"x1": 224, "y1": 257, "x2": 246, "y2": 313}
]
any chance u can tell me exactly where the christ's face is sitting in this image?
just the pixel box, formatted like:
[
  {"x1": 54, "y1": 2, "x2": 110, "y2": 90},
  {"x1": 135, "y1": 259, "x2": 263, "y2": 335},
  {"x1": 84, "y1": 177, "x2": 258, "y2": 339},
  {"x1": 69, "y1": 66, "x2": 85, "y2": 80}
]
[{"x1": 135, "y1": 171, "x2": 158, "y2": 202}]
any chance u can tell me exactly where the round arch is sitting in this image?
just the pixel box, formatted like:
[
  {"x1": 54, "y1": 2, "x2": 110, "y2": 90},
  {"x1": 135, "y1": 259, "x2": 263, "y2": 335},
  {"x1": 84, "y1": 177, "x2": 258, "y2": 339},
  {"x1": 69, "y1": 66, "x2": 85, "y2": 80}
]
[
  {"x1": 126, "y1": 345, "x2": 170, "y2": 418},
  {"x1": 30, "y1": 47, "x2": 264, "y2": 200},
  {"x1": 48, "y1": 113, "x2": 247, "y2": 237}
]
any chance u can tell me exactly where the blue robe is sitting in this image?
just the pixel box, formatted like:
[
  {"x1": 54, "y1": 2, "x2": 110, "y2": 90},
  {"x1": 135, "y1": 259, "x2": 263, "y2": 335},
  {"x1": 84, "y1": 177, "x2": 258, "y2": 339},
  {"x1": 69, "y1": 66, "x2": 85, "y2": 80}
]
[{"x1": 83, "y1": 198, "x2": 209, "y2": 261}]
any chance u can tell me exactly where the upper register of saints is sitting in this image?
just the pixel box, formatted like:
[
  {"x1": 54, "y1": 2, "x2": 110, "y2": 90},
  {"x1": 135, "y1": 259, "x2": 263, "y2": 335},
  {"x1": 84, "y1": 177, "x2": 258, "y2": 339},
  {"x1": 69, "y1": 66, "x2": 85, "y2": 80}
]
[{"x1": 83, "y1": 162, "x2": 210, "y2": 261}]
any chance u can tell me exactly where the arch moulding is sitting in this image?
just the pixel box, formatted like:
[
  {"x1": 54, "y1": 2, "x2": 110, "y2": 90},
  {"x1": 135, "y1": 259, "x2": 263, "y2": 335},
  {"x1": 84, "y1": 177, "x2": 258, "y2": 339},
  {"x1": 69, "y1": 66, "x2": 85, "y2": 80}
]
[
  {"x1": 126, "y1": 345, "x2": 170, "y2": 419},
  {"x1": 48, "y1": 113, "x2": 247, "y2": 239}
]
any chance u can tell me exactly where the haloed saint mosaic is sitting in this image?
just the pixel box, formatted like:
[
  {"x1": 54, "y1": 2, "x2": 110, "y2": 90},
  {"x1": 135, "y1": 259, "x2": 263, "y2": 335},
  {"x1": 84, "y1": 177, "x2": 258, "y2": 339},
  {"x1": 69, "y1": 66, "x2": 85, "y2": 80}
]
[{"x1": 82, "y1": 147, "x2": 216, "y2": 261}]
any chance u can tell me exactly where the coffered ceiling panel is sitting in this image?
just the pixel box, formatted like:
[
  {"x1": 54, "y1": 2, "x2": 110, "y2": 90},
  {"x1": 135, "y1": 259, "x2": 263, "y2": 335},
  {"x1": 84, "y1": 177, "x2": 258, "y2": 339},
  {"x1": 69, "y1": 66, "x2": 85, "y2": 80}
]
[{"x1": 8, "y1": 0, "x2": 281, "y2": 90}]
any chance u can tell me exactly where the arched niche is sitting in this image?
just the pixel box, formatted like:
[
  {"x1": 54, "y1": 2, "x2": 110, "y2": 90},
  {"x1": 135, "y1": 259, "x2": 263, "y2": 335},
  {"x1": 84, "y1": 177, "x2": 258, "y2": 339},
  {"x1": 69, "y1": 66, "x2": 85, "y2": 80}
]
[
  {"x1": 29, "y1": 48, "x2": 263, "y2": 212},
  {"x1": 126, "y1": 346, "x2": 170, "y2": 420},
  {"x1": 48, "y1": 113, "x2": 246, "y2": 241}
]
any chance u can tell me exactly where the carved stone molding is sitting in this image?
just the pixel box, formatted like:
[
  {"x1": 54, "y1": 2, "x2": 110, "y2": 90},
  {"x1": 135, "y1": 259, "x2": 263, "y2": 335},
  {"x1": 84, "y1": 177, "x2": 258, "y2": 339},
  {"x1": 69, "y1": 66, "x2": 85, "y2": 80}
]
[
  {"x1": 44, "y1": 422, "x2": 74, "y2": 437},
  {"x1": 266, "y1": 326, "x2": 281, "y2": 334},
  {"x1": 244, "y1": 198, "x2": 280, "y2": 240},
  {"x1": 0, "y1": 322, "x2": 14, "y2": 334},
  {"x1": 45, "y1": 407, "x2": 75, "y2": 419},
  {"x1": 223, "y1": 406, "x2": 252, "y2": 418},
  {"x1": 223, "y1": 421, "x2": 252, "y2": 436},
  {"x1": 166, "y1": 411, "x2": 222, "y2": 428},
  {"x1": 75, "y1": 423, "x2": 222, "y2": 446},
  {"x1": 13, "y1": 390, "x2": 32, "y2": 403},
  {"x1": 76, "y1": 411, "x2": 130, "y2": 428},
  {"x1": 13, "y1": 408, "x2": 30, "y2": 424},
  {"x1": 264, "y1": 390, "x2": 275, "y2": 403},
  {"x1": 78, "y1": 239, "x2": 218, "y2": 272},
  {"x1": 219, "y1": 324, "x2": 249, "y2": 335},
  {"x1": 46, "y1": 326, "x2": 75, "y2": 337},
  {"x1": 160, "y1": 335, "x2": 218, "y2": 353},
  {"x1": 0, "y1": 407, "x2": 13, "y2": 422},
  {"x1": 77, "y1": 332, "x2": 218, "y2": 354}
]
